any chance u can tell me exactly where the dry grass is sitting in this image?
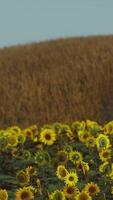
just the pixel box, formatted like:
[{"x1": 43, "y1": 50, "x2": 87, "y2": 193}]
[{"x1": 0, "y1": 35, "x2": 113, "y2": 128}]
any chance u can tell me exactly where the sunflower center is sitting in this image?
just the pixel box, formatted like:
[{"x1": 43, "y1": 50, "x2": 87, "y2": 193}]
[
  {"x1": 60, "y1": 169, "x2": 67, "y2": 177},
  {"x1": 69, "y1": 176, "x2": 74, "y2": 181},
  {"x1": 72, "y1": 154, "x2": 79, "y2": 160},
  {"x1": 66, "y1": 147, "x2": 71, "y2": 152},
  {"x1": 99, "y1": 138, "x2": 106, "y2": 147},
  {"x1": 17, "y1": 174, "x2": 26, "y2": 183},
  {"x1": 89, "y1": 186, "x2": 96, "y2": 193},
  {"x1": 21, "y1": 191, "x2": 29, "y2": 199},
  {"x1": 66, "y1": 186, "x2": 74, "y2": 194},
  {"x1": 58, "y1": 153, "x2": 67, "y2": 162},
  {"x1": 83, "y1": 134, "x2": 88, "y2": 139},
  {"x1": 26, "y1": 131, "x2": 32, "y2": 136},
  {"x1": 45, "y1": 134, "x2": 51, "y2": 140},
  {"x1": 103, "y1": 152, "x2": 109, "y2": 158}
]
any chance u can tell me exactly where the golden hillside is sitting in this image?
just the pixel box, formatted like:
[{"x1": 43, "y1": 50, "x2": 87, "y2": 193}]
[{"x1": 0, "y1": 35, "x2": 113, "y2": 128}]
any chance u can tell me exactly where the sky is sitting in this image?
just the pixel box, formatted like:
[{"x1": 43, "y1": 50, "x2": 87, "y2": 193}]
[{"x1": 0, "y1": 0, "x2": 113, "y2": 48}]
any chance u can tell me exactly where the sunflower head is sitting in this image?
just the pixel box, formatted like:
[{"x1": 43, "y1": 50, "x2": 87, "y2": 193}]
[
  {"x1": 99, "y1": 161, "x2": 112, "y2": 174},
  {"x1": 69, "y1": 151, "x2": 83, "y2": 164},
  {"x1": 63, "y1": 185, "x2": 79, "y2": 199},
  {"x1": 60, "y1": 124, "x2": 71, "y2": 134},
  {"x1": 15, "y1": 187, "x2": 34, "y2": 200},
  {"x1": 9, "y1": 126, "x2": 22, "y2": 135},
  {"x1": 84, "y1": 182, "x2": 100, "y2": 197},
  {"x1": 75, "y1": 191, "x2": 92, "y2": 200},
  {"x1": 64, "y1": 171, "x2": 78, "y2": 186},
  {"x1": 16, "y1": 170, "x2": 29, "y2": 186},
  {"x1": 78, "y1": 130, "x2": 90, "y2": 143},
  {"x1": 49, "y1": 190, "x2": 66, "y2": 200},
  {"x1": 34, "y1": 151, "x2": 47, "y2": 166},
  {"x1": 7, "y1": 134, "x2": 18, "y2": 147},
  {"x1": 11, "y1": 148, "x2": 18, "y2": 157},
  {"x1": 96, "y1": 134, "x2": 110, "y2": 150},
  {"x1": 26, "y1": 166, "x2": 37, "y2": 176},
  {"x1": 99, "y1": 149, "x2": 111, "y2": 162},
  {"x1": 29, "y1": 125, "x2": 38, "y2": 136},
  {"x1": 76, "y1": 161, "x2": 90, "y2": 175},
  {"x1": 57, "y1": 151, "x2": 68, "y2": 164},
  {"x1": 104, "y1": 121, "x2": 113, "y2": 135},
  {"x1": 86, "y1": 120, "x2": 102, "y2": 136},
  {"x1": 23, "y1": 128, "x2": 34, "y2": 140},
  {"x1": 40, "y1": 128, "x2": 56, "y2": 145},
  {"x1": 22, "y1": 150, "x2": 31, "y2": 161},
  {"x1": 63, "y1": 144, "x2": 73, "y2": 153},
  {"x1": 56, "y1": 165, "x2": 68, "y2": 180},
  {"x1": 71, "y1": 121, "x2": 85, "y2": 135},
  {"x1": 52, "y1": 122, "x2": 62, "y2": 134},
  {"x1": 0, "y1": 189, "x2": 8, "y2": 200},
  {"x1": 85, "y1": 136, "x2": 96, "y2": 148}
]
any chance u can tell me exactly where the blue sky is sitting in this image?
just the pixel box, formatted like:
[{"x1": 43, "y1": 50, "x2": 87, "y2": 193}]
[{"x1": 0, "y1": 0, "x2": 113, "y2": 47}]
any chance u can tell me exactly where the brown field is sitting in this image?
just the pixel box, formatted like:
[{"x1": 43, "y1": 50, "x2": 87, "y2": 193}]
[{"x1": 0, "y1": 35, "x2": 113, "y2": 128}]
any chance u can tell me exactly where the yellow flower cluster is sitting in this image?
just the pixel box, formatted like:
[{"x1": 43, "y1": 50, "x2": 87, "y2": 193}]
[{"x1": 0, "y1": 120, "x2": 113, "y2": 199}]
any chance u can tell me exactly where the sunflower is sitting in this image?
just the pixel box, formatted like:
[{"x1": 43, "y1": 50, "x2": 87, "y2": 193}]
[
  {"x1": 64, "y1": 171, "x2": 78, "y2": 186},
  {"x1": 57, "y1": 150, "x2": 68, "y2": 164},
  {"x1": 52, "y1": 122, "x2": 62, "y2": 135},
  {"x1": 99, "y1": 161, "x2": 112, "y2": 174},
  {"x1": 66, "y1": 129, "x2": 74, "y2": 140},
  {"x1": 99, "y1": 149, "x2": 111, "y2": 162},
  {"x1": 56, "y1": 165, "x2": 68, "y2": 180},
  {"x1": 29, "y1": 125, "x2": 38, "y2": 137},
  {"x1": 104, "y1": 121, "x2": 113, "y2": 135},
  {"x1": 7, "y1": 134, "x2": 18, "y2": 147},
  {"x1": 34, "y1": 151, "x2": 47, "y2": 166},
  {"x1": 69, "y1": 151, "x2": 83, "y2": 164},
  {"x1": 0, "y1": 189, "x2": 8, "y2": 200},
  {"x1": 26, "y1": 166, "x2": 37, "y2": 176},
  {"x1": 22, "y1": 150, "x2": 31, "y2": 161},
  {"x1": 39, "y1": 128, "x2": 56, "y2": 145},
  {"x1": 84, "y1": 182, "x2": 100, "y2": 197},
  {"x1": 9, "y1": 126, "x2": 22, "y2": 135},
  {"x1": 49, "y1": 190, "x2": 66, "y2": 200},
  {"x1": 23, "y1": 128, "x2": 34, "y2": 140},
  {"x1": 63, "y1": 185, "x2": 79, "y2": 199},
  {"x1": 16, "y1": 170, "x2": 29, "y2": 186},
  {"x1": 75, "y1": 191, "x2": 92, "y2": 200},
  {"x1": 64, "y1": 144, "x2": 73, "y2": 153},
  {"x1": 96, "y1": 134, "x2": 110, "y2": 150},
  {"x1": 76, "y1": 161, "x2": 90, "y2": 176},
  {"x1": 60, "y1": 124, "x2": 71, "y2": 135},
  {"x1": 85, "y1": 136, "x2": 96, "y2": 148},
  {"x1": 11, "y1": 148, "x2": 18, "y2": 157},
  {"x1": 86, "y1": 120, "x2": 102, "y2": 136},
  {"x1": 15, "y1": 187, "x2": 34, "y2": 200},
  {"x1": 78, "y1": 130, "x2": 90, "y2": 143},
  {"x1": 71, "y1": 121, "x2": 85, "y2": 135}
]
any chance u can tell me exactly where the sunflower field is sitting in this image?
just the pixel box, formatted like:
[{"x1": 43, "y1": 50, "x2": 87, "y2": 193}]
[{"x1": 0, "y1": 120, "x2": 113, "y2": 200}]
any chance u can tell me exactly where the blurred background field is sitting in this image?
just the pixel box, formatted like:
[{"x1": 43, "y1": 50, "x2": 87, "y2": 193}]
[{"x1": 0, "y1": 35, "x2": 113, "y2": 128}]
